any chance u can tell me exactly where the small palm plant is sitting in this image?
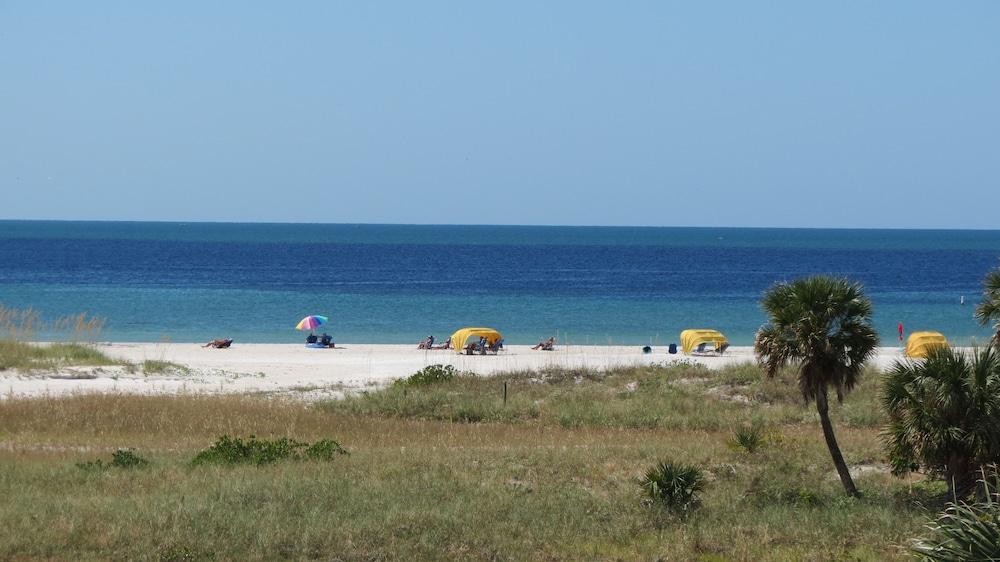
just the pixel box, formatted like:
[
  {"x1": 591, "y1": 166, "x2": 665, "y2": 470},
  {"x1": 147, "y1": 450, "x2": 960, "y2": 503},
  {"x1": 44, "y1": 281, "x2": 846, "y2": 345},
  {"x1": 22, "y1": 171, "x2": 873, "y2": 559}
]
[
  {"x1": 911, "y1": 469, "x2": 1000, "y2": 561},
  {"x1": 975, "y1": 267, "x2": 1000, "y2": 343},
  {"x1": 730, "y1": 424, "x2": 766, "y2": 454},
  {"x1": 640, "y1": 460, "x2": 705, "y2": 514},
  {"x1": 882, "y1": 345, "x2": 1000, "y2": 499},
  {"x1": 755, "y1": 276, "x2": 879, "y2": 497}
]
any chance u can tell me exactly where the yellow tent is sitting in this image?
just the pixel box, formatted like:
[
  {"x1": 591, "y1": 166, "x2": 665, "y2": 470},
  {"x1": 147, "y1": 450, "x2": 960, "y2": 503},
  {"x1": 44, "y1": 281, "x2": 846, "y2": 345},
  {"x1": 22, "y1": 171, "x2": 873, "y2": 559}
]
[
  {"x1": 680, "y1": 329, "x2": 728, "y2": 354},
  {"x1": 905, "y1": 331, "x2": 948, "y2": 358},
  {"x1": 450, "y1": 327, "x2": 503, "y2": 353}
]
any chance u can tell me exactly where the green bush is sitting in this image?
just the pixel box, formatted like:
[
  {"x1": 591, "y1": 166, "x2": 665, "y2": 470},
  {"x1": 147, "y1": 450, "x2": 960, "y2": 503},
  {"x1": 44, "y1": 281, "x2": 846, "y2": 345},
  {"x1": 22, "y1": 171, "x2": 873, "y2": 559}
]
[
  {"x1": 191, "y1": 435, "x2": 348, "y2": 466},
  {"x1": 640, "y1": 460, "x2": 705, "y2": 514},
  {"x1": 304, "y1": 439, "x2": 350, "y2": 461},
  {"x1": 76, "y1": 448, "x2": 150, "y2": 470},
  {"x1": 395, "y1": 364, "x2": 459, "y2": 387}
]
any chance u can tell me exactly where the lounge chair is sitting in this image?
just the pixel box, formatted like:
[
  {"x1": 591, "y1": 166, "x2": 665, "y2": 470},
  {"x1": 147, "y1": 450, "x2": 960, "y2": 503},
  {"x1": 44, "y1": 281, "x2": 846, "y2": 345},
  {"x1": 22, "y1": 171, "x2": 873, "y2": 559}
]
[
  {"x1": 485, "y1": 338, "x2": 504, "y2": 354},
  {"x1": 693, "y1": 342, "x2": 728, "y2": 356}
]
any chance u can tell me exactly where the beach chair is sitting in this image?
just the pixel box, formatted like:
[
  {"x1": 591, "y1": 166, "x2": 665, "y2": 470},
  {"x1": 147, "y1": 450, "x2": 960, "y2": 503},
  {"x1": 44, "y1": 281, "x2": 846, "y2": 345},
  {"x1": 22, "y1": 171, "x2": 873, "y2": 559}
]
[{"x1": 485, "y1": 338, "x2": 504, "y2": 354}]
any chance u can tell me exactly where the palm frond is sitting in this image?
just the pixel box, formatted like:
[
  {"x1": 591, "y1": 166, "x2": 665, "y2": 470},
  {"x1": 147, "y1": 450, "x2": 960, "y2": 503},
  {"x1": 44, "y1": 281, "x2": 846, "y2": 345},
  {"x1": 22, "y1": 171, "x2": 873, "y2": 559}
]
[
  {"x1": 756, "y1": 275, "x2": 878, "y2": 403},
  {"x1": 882, "y1": 345, "x2": 1000, "y2": 498},
  {"x1": 975, "y1": 268, "x2": 1000, "y2": 329}
]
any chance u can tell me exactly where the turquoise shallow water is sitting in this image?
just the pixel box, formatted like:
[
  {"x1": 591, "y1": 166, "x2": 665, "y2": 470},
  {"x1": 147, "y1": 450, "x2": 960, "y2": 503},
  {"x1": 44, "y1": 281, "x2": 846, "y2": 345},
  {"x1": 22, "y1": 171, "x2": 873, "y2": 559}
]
[{"x1": 1, "y1": 221, "x2": 998, "y2": 345}]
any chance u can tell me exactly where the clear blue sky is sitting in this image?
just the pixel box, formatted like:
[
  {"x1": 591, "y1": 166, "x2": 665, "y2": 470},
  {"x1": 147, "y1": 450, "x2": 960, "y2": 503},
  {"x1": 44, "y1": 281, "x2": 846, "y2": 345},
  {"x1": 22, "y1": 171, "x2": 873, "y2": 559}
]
[{"x1": 2, "y1": 2, "x2": 998, "y2": 228}]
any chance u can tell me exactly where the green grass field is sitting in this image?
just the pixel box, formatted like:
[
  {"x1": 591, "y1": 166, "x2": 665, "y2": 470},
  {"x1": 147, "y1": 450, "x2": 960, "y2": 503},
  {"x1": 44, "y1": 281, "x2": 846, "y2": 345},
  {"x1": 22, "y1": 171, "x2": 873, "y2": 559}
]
[{"x1": 0, "y1": 362, "x2": 941, "y2": 561}]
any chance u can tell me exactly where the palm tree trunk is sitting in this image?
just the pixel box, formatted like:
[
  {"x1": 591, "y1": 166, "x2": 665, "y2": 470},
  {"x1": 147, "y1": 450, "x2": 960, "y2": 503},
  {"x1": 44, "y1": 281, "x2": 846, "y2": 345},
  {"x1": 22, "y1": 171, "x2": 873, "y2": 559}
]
[
  {"x1": 816, "y1": 388, "x2": 860, "y2": 497},
  {"x1": 945, "y1": 452, "x2": 975, "y2": 500}
]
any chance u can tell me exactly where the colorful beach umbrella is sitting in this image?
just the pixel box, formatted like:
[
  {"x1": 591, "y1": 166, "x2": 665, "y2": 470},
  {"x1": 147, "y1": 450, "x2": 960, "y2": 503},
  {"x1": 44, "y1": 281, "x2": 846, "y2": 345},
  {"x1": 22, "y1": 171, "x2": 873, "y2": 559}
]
[{"x1": 295, "y1": 315, "x2": 328, "y2": 331}]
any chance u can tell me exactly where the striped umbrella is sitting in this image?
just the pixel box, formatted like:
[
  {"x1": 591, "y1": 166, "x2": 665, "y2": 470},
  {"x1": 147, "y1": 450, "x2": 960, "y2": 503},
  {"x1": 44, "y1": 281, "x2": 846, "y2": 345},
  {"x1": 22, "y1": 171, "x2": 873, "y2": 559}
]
[{"x1": 295, "y1": 315, "x2": 328, "y2": 331}]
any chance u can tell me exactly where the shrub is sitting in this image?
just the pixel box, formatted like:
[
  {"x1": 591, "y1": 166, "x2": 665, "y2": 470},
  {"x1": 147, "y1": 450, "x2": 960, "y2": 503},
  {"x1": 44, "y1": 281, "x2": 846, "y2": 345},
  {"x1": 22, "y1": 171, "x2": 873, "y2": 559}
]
[
  {"x1": 640, "y1": 460, "x2": 705, "y2": 514},
  {"x1": 395, "y1": 364, "x2": 458, "y2": 387},
  {"x1": 191, "y1": 435, "x2": 348, "y2": 466},
  {"x1": 304, "y1": 439, "x2": 350, "y2": 461},
  {"x1": 77, "y1": 448, "x2": 150, "y2": 470},
  {"x1": 729, "y1": 424, "x2": 766, "y2": 454}
]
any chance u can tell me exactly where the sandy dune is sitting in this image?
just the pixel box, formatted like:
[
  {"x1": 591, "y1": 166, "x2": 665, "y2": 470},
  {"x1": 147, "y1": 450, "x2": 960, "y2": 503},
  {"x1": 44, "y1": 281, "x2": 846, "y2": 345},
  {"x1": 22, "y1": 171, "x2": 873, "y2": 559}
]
[{"x1": 0, "y1": 343, "x2": 911, "y2": 400}]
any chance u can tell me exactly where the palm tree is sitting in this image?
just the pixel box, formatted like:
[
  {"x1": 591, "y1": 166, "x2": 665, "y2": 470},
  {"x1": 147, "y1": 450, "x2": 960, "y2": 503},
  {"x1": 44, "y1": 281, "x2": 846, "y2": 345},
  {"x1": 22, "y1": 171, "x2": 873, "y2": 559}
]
[
  {"x1": 882, "y1": 345, "x2": 1000, "y2": 499},
  {"x1": 755, "y1": 276, "x2": 879, "y2": 497},
  {"x1": 975, "y1": 267, "x2": 1000, "y2": 343}
]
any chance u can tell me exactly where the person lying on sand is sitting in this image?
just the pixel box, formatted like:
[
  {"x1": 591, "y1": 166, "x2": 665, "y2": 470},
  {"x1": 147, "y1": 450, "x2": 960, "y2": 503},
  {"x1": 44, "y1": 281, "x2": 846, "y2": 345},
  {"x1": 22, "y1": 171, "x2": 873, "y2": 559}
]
[
  {"x1": 531, "y1": 336, "x2": 556, "y2": 351},
  {"x1": 430, "y1": 339, "x2": 452, "y2": 350},
  {"x1": 202, "y1": 338, "x2": 233, "y2": 349},
  {"x1": 417, "y1": 335, "x2": 435, "y2": 349}
]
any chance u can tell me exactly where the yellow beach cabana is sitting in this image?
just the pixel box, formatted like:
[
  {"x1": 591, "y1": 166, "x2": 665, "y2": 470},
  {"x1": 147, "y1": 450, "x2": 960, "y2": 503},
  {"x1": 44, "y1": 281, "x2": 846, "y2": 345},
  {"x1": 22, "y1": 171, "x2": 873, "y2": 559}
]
[
  {"x1": 905, "y1": 331, "x2": 949, "y2": 358},
  {"x1": 680, "y1": 329, "x2": 729, "y2": 354},
  {"x1": 450, "y1": 327, "x2": 503, "y2": 353}
]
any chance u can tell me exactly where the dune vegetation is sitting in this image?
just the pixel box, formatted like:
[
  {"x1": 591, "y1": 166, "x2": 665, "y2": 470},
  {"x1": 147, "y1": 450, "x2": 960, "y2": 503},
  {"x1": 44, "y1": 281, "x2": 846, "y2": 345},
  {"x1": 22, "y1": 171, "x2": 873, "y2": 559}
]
[{"x1": 0, "y1": 361, "x2": 943, "y2": 561}]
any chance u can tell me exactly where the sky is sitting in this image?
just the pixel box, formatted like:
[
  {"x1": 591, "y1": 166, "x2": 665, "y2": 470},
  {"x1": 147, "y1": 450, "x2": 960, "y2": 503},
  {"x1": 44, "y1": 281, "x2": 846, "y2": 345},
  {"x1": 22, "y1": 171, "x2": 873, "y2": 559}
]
[{"x1": 1, "y1": 2, "x2": 998, "y2": 228}]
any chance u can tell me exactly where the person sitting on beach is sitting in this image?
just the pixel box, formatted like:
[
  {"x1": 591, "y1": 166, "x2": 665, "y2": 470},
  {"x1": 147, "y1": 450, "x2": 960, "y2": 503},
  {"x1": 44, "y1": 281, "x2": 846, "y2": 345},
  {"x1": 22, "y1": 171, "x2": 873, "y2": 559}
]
[
  {"x1": 431, "y1": 338, "x2": 452, "y2": 350},
  {"x1": 531, "y1": 336, "x2": 556, "y2": 351},
  {"x1": 306, "y1": 334, "x2": 318, "y2": 344},
  {"x1": 417, "y1": 335, "x2": 435, "y2": 349},
  {"x1": 320, "y1": 333, "x2": 334, "y2": 347},
  {"x1": 465, "y1": 337, "x2": 486, "y2": 355},
  {"x1": 202, "y1": 338, "x2": 233, "y2": 349}
]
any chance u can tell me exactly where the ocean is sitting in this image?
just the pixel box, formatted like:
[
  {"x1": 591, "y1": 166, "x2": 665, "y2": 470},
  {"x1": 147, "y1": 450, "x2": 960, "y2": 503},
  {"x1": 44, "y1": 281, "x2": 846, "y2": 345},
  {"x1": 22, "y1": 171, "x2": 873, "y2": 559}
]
[{"x1": 1, "y1": 220, "x2": 998, "y2": 346}]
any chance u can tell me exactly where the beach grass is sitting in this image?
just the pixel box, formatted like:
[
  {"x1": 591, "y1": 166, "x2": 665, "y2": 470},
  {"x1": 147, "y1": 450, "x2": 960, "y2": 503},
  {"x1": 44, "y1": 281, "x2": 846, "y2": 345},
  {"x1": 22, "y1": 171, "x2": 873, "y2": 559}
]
[
  {"x1": 0, "y1": 340, "x2": 120, "y2": 372},
  {"x1": 140, "y1": 359, "x2": 190, "y2": 375},
  {"x1": 0, "y1": 363, "x2": 934, "y2": 560},
  {"x1": 322, "y1": 361, "x2": 887, "y2": 431}
]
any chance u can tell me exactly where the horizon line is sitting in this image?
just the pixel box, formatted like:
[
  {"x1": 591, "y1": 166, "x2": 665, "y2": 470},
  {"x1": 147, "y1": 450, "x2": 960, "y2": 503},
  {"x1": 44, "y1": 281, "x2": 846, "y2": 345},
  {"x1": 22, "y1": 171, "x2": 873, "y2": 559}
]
[{"x1": 2, "y1": 217, "x2": 1000, "y2": 233}]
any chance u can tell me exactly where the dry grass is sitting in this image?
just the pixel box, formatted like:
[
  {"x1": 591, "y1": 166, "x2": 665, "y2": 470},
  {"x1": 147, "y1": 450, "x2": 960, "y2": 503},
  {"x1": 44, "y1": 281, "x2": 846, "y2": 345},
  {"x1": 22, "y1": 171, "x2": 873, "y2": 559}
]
[{"x1": 0, "y1": 363, "x2": 935, "y2": 561}]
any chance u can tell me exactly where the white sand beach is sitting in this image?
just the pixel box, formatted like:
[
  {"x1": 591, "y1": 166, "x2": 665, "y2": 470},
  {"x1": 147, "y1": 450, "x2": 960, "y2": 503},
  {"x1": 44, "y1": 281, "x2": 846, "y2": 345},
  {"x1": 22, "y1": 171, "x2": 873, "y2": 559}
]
[{"x1": 1, "y1": 343, "x2": 913, "y2": 400}]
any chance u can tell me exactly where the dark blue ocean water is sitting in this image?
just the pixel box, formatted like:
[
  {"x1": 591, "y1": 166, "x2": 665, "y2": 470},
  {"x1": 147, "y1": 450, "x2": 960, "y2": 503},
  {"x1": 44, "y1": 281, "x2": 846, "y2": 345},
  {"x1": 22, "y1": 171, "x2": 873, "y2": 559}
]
[{"x1": 1, "y1": 221, "x2": 998, "y2": 345}]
